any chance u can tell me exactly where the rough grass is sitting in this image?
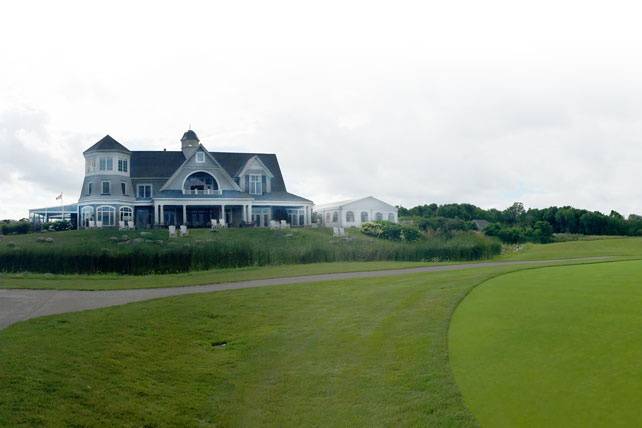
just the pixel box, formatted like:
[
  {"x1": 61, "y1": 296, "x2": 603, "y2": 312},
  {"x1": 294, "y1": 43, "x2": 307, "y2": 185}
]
[
  {"x1": 0, "y1": 261, "x2": 439, "y2": 290},
  {"x1": 0, "y1": 269, "x2": 523, "y2": 427},
  {"x1": 499, "y1": 236, "x2": 642, "y2": 260},
  {"x1": 0, "y1": 228, "x2": 500, "y2": 274},
  {"x1": 449, "y1": 260, "x2": 642, "y2": 427}
]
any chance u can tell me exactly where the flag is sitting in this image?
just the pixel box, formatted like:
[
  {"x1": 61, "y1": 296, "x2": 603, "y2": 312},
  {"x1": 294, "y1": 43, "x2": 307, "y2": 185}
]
[{"x1": 56, "y1": 193, "x2": 63, "y2": 200}]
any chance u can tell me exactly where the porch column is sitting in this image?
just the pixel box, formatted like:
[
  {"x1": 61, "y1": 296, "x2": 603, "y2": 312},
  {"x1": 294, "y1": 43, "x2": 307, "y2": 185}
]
[
  {"x1": 248, "y1": 205, "x2": 253, "y2": 225},
  {"x1": 243, "y1": 204, "x2": 248, "y2": 222},
  {"x1": 221, "y1": 204, "x2": 226, "y2": 223},
  {"x1": 182, "y1": 205, "x2": 187, "y2": 225},
  {"x1": 153, "y1": 203, "x2": 158, "y2": 225},
  {"x1": 160, "y1": 205, "x2": 165, "y2": 225}
]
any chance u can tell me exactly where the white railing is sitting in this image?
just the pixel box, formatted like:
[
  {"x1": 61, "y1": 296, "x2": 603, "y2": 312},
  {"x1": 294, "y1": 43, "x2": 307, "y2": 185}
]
[{"x1": 183, "y1": 188, "x2": 222, "y2": 195}]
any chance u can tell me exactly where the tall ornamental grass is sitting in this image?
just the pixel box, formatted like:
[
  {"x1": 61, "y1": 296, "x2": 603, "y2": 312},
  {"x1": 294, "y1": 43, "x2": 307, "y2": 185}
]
[{"x1": 0, "y1": 229, "x2": 500, "y2": 275}]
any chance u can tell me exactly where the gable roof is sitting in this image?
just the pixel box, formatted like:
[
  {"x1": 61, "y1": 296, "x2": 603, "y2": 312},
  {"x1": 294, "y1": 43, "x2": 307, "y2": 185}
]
[
  {"x1": 129, "y1": 150, "x2": 287, "y2": 192},
  {"x1": 83, "y1": 135, "x2": 130, "y2": 154},
  {"x1": 159, "y1": 144, "x2": 240, "y2": 192},
  {"x1": 314, "y1": 196, "x2": 397, "y2": 211}
]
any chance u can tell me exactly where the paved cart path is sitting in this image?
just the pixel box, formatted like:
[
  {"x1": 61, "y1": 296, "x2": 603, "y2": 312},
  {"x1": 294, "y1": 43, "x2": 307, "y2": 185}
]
[{"x1": 0, "y1": 258, "x2": 610, "y2": 330}]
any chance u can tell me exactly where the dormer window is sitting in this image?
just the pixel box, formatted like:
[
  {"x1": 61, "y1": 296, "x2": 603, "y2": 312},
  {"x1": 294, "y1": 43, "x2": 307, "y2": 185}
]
[
  {"x1": 195, "y1": 152, "x2": 205, "y2": 163},
  {"x1": 249, "y1": 174, "x2": 262, "y2": 195}
]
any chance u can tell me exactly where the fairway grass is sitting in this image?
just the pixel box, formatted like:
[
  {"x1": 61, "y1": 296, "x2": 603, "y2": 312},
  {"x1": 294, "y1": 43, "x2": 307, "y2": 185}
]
[
  {"x1": 450, "y1": 260, "x2": 642, "y2": 427},
  {"x1": 0, "y1": 267, "x2": 536, "y2": 427}
]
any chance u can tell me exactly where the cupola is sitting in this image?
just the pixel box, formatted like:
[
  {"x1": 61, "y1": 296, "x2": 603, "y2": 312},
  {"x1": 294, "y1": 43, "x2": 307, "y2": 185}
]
[{"x1": 181, "y1": 129, "x2": 200, "y2": 158}]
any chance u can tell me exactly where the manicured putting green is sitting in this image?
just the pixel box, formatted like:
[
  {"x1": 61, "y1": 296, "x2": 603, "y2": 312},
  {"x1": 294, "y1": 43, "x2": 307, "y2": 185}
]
[{"x1": 450, "y1": 260, "x2": 642, "y2": 427}]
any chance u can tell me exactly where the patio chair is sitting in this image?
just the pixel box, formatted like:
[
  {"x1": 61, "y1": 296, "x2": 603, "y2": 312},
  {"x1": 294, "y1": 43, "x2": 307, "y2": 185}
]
[
  {"x1": 168, "y1": 225, "x2": 177, "y2": 238},
  {"x1": 269, "y1": 220, "x2": 279, "y2": 229},
  {"x1": 88, "y1": 220, "x2": 95, "y2": 229},
  {"x1": 127, "y1": 221, "x2": 135, "y2": 230},
  {"x1": 339, "y1": 227, "x2": 346, "y2": 237},
  {"x1": 210, "y1": 221, "x2": 217, "y2": 230},
  {"x1": 219, "y1": 219, "x2": 227, "y2": 228},
  {"x1": 96, "y1": 221, "x2": 103, "y2": 228},
  {"x1": 119, "y1": 221, "x2": 126, "y2": 230},
  {"x1": 333, "y1": 226, "x2": 340, "y2": 236},
  {"x1": 280, "y1": 220, "x2": 289, "y2": 229},
  {"x1": 180, "y1": 225, "x2": 188, "y2": 236}
]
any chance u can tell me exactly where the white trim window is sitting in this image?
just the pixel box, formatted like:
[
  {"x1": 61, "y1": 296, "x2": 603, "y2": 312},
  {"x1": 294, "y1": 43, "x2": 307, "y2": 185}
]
[
  {"x1": 195, "y1": 152, "x2": 205, "y2": 163},
  {"x1": 121, "y1": 182, "x2": 127, "y2": 195},
  {"x1": 388, "y1": 213, "x2": 395, "y2": 222},
  {"x1": 137, "y1": 184, "x2": 152, "y2": 198},
  {"x1": 97, "y1": 206, "x2": 115, "y2": 226},
  {"x1": 99, "y1": 157, "x2": 113, "y2": 171},
  {"x1": 119, "y1": 206, "x2": 133, "y2": 222},
  {"x1": 249, "y1": 174, "x2": 262, "y2": 195},
  {"x1": 361, "y1": 211, "x2": 369, "y2": 222},
  {"x1": 81, "y1": 206, "x2": 94, "y2": 227},
  {"x1": 101, "y1": 181, "x2": 111, "y2": 195},
  {"x1": 375, "y1": 212, "x2": 383, "y2": 221},
  {"x1": 346, "y1": 211, "x2": 355, "y2": 222},
  {"x1": 87, "y1": 182, "x2": 93, "y2": 195},
  {"x1": 118, "y1": 159, "x2": 128, "y2": 172}
]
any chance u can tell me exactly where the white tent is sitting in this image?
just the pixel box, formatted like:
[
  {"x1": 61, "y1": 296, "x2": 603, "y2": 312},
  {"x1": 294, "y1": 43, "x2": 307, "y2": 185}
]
[{"x1": 313, "y1": 196, "x2": 398, "y2": 228}]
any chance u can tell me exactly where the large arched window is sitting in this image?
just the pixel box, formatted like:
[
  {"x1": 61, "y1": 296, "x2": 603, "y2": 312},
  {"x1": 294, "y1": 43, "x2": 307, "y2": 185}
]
[
  {"x1": 346, "y1": 211, "x2": 355, "y2": 222},
  {"x1": 183, "y1": 172, "x2": 219, "y2": 194},
  {"x1": 97, "y1": 206, "x2": 115, "y2": 226},
  {"x1": 120, "y1": 206, "x2": 133, "y2": 222},
  {"x1": 375, "y1": 212, "x2": 383, "y2": 221},
  {"x1": 388, "y1": 213, "x2": 395, "y2": 222},
  {"x1": 332, "y1": 212, "x2": 339, "y2": 222},
  {"x1": 361, "y1": 211, "x2": 369, "y2": 222},
  {"x1": 81, "y1": 206, "x2": 94, "y2": 228}
]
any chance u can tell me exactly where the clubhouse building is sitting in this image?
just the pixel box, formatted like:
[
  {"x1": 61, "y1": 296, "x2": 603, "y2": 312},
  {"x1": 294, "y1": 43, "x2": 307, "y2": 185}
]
[{"x1": 30, "y1": 130, "x2": 313, "y2": 228}]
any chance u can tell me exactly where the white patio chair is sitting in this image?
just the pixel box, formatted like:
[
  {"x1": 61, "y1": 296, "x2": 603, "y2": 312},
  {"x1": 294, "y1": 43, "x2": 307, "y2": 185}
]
[
  {"x1": 119, "y1": 221, "x2": 126, "y2": 230},
  {"x1": 210, "y1": 221, "x2": 217, "y2": 230},
  {"x1": 219, "y1": 219, "x2": 227, "y2": 228},
  {"x1": 96, "y1": 221, "x2": 103, "y2": 228},
  {"x1": 339, "y1": 227, "x2": 346, "y2": 237},
  {"x1": 88, "y1": 220, "x2": 95, "y2": 229},
  {"x1": 128, "y1": 221, "x2": 135, "y2": 230},
  {"x1": 280, "y1": 220, "x2": 289, "y2": 229},
  {"x1": 180, "y1": 225, "x2": 188, "y2": 236},
  {"x1": 168, "y1": 225, "x2": 177, "y2": 238},
  {"x1": 333, "y1": 226, "x2": 340, "y2": 237},
  {"x1": 269, "y1": 220, "x2": 279, "y2": 229}
]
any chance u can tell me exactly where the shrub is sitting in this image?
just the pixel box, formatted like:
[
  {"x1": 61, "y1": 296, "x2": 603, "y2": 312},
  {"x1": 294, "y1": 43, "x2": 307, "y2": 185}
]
[
  {"x1": 1, "y1": 220, "x2": 31, "y2": 235},
  {"x1": 51, "y1": 220, "x2": 73, "y2": 232}
]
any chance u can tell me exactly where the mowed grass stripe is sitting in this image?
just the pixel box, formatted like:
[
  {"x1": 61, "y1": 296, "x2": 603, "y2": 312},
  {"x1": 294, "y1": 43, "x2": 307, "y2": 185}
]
[
  {"x1": 0, "y1": 267, "x2": 531, "y2": 427},
  {"x1": 449, "y1": 260, "x2": 642, "y2": 427}
]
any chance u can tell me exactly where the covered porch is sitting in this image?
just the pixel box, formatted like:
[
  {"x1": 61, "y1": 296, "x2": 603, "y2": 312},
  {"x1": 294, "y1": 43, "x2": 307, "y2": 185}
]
[
  {"x1": 148, "y1": 201, "x2": 313, "y2": 228},
  {"x1": 29, "y1": 204, "x2": 78, "y2": 229}
]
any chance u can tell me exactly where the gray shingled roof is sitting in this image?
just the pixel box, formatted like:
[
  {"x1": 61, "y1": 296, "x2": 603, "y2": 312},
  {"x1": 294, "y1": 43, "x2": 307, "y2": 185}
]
[
  {"x1": 181, "y1": 130, "x2": 199, "y2": 142},
  {"x1": 130, "y1": 151, "x2": 287, "y2": 192},
  {"x1": 83, "y1": 135, "x2": 130, "y2": 154}
]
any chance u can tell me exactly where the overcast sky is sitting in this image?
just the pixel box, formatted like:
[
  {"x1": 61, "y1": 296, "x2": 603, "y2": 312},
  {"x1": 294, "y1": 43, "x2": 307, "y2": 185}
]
[{"x1": 3, "y1": 1, "x2": 642, "y2": 219}]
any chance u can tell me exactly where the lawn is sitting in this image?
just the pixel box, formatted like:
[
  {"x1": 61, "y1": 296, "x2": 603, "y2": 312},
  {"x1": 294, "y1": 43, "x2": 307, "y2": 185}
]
[
  {"x1": 449, "y1": 260, "x2": 642, "y2": 426},
  {"x1": 0, "y1": 268, "x2": 526, "y2": 427}
]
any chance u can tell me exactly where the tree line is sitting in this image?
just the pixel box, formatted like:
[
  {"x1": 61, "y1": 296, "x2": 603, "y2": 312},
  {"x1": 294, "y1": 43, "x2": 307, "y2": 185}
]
[{"x1": 399, "y1": 202, "x2": 642, "y2": 243}]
